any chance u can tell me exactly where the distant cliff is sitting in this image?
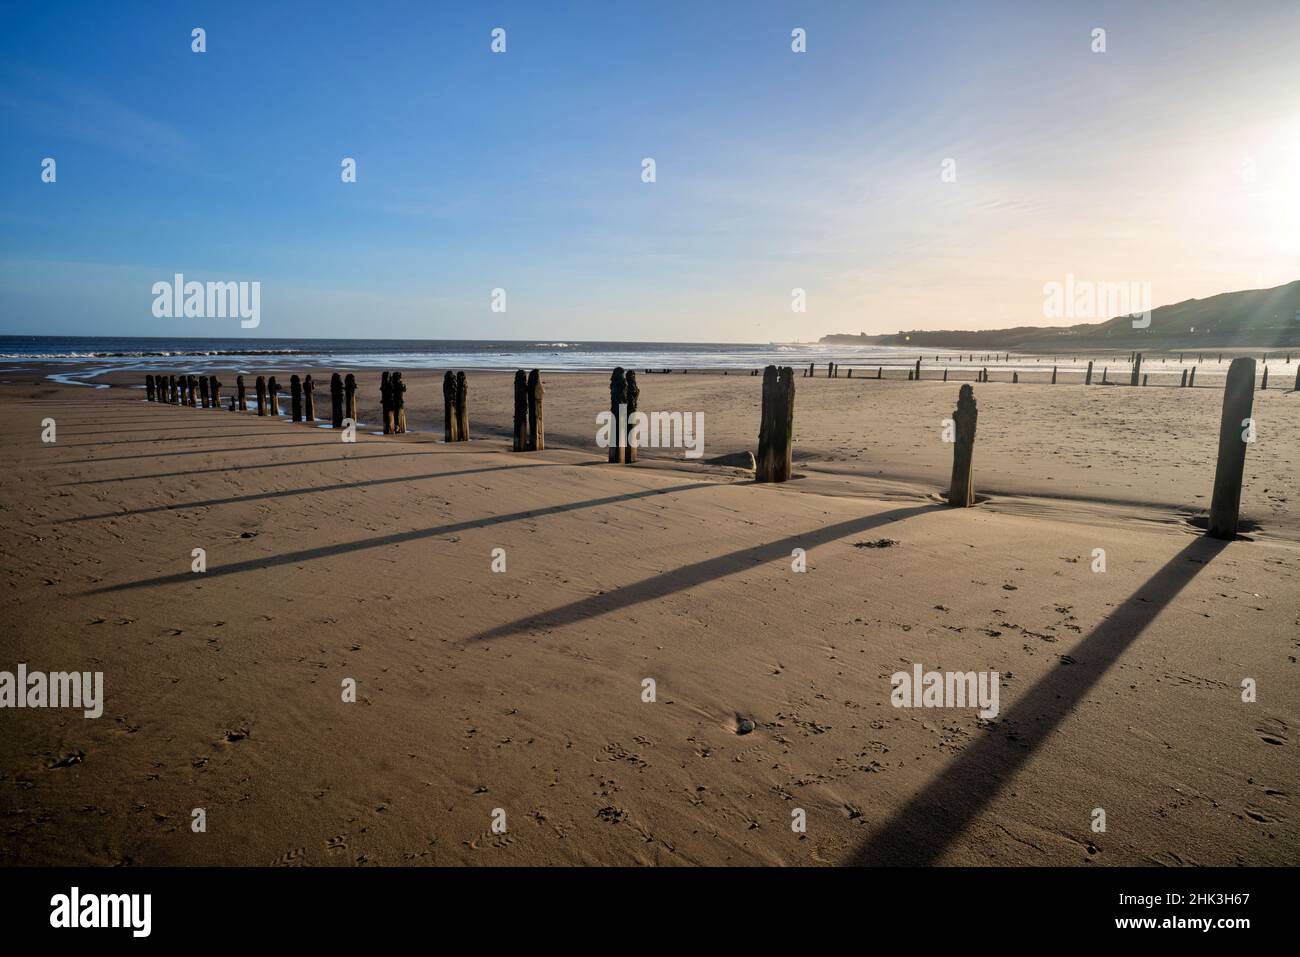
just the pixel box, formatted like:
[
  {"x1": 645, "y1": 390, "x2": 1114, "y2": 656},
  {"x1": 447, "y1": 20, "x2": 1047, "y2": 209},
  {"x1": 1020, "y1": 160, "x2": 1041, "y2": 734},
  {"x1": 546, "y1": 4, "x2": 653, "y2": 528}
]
[{"x1": 821, "y1": 281, "x2": 1300, "y2": 350}]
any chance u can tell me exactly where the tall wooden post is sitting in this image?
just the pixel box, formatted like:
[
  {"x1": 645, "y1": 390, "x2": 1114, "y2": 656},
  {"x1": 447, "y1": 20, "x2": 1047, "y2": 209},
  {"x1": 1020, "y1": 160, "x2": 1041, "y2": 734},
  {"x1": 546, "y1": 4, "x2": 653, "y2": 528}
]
[
  {"x1": 256, "y1": 376, "x2": 267, "y2": 416},
  {"x1": 1085, "y1": 360, "x2": 1093, "y2": 385},
  {"x1": 624, "y1": 370, "x2": 640, "y2": 464},
  {"x1": 1130, "y1": 352, "x2": 1142, "y2": 387},
  {"x1": 947, "y1": 384, "x2": 977, "y2": 507},
  {"x1": 513, "y1": 370, "x2": 528, "y2": 451},
  {"x1": 1188, "y1": 367, "x2": 1195, "y2": 388},
  {"x1": 237, "y1": 375, "x2": 247, "y2": 411},
  {"x1": 1261, "y1": 366, "x2": 1268, "y2": 390},
  {"x1": 200, "y1": 376, "x2": 210, "y2": 408},
  {"x1": 330, "y1": 373, "x2": 344, "y2": 428},
  {"x1": 914, "y1": 358, "x2": 921, "y2": 381},
  {"x1": 380, "y1": 371, "x2": 393, "y2": 434},
  {"x1": 210, "y1": 375, "x2": 221, "y2": 409},
  {"x1": 756, "y1": 365, "x2": 794, "y2": 482},
  {"x1": 454, "y1": 371, "x2": 468, "y2": 441},
  {"x1": 344, "y1": 374, "x2": 358, "y2": 424},
  {"x1": 145, "y1": 375, "x2": 155, "y2": 401},
  {"x1": 268, "y1": 377, "x2": 280, "y2": 416},
  {"x1": 1180, "y1": 369, "x2": 1188, "y2": 388},
  {"x1": 1102, "y1": 367, "x2": 1108, "y2": 384},
  {"x1": 170, "y1": 375, "x2": 179, "y2": 404},
  {"x1": 392, "y1": 372, "x2": 407, "y2": 433},
  {"x1": 527, "y1": 369, "x2": 544, "y2": 451},
  {"x1": 291, "y1": 375, "x2": 303, "y2": 422},
  {"x1": 443, "y1": 371, "x2": 458, "y2": 442},
  {"x1": 188, "y1": 376, "x2": 199, "y2": 407},
  {"x1": 609, "y1": 368, "x2": 627, "y2": 463},
  {"x1": 1051, "y1": 366, "x2": 1057, "y2": 384},
  {"x1": 304, "y1": 375, "x2": 315, "y2": 421},
  {"x1": 1208, "y1": 357, "x2": 1256, "y2": 540}
]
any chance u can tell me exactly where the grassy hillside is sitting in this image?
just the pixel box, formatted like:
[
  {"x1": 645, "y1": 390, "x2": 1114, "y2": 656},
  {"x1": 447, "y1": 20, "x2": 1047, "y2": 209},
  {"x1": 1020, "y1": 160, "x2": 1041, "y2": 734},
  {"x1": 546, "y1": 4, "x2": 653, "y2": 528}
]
[{"x1": 823, "y1": 281, "x2": 1300, "y2": 350}]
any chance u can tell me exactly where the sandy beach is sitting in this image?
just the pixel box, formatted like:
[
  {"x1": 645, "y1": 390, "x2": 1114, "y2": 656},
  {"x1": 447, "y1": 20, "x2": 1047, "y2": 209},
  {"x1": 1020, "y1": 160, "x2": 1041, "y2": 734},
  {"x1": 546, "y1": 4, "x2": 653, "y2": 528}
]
[{"x1": 0, "y1": 365, "x2": 1295, "y2": 866}]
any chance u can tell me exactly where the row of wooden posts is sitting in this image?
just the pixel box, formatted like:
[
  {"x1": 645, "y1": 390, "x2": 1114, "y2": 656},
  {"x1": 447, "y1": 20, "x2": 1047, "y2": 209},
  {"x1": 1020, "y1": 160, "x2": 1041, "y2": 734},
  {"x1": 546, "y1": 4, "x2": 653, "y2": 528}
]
[
  {"x1": 802, "y1": 355, "x2": 1298, "y2": 390},
  {"x1": 144, "y1": 356, "x2": 1261, "y2": 540}
]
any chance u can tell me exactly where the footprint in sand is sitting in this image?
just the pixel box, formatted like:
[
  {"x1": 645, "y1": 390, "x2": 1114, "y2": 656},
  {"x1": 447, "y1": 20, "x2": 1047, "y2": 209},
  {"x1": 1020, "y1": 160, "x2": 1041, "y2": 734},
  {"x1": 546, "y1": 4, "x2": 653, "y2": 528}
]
[{"x1": 271, "y1": 847, "x2": 307, "y2": 867}]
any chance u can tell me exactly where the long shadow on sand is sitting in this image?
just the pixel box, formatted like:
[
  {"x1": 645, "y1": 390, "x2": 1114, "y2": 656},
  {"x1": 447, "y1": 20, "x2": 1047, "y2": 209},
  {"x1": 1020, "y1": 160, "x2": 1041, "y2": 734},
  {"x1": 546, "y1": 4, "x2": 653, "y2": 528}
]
[
  {"x1": 53, "y1": 439, "x2": 373, "y2": 465},
  {"x1": 61, "y1": 430, "x2": 306, "y2": 447},
  {"x1": 467, "y1": 502, "x2": 938, "y2": 642},
  {"x1": 58, "y1": 461, "x2": 566, "y2": 523},
  {"x1": 849, "y1": 533, "x2": 1228, "y2": 865},
  {"x1": 61, "y1": 449, "x2": 452, "y2": 486},
  {"x1": 82, "y1": 481, "x2": 716, "y2": 595}
]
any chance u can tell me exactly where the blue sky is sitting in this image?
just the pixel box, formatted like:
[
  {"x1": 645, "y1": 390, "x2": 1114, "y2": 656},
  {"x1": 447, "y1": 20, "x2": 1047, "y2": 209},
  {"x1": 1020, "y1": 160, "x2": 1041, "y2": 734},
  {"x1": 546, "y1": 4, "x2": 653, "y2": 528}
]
[{"x1": 2, "y1": 0, "x2": 1298, "y2": 341}]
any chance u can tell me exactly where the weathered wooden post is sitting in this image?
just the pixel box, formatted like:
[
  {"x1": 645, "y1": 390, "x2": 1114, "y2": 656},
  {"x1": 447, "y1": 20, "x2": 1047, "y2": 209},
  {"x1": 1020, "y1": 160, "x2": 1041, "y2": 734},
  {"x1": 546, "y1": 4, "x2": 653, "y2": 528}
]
[
  {"x1": 392, "y1": 372, "x2": 407, "y2": 433},
  {"x1": 908, "y1": 369, "x2": 914, "y2": 381},
  {"x1": 756, "y1": 366, "x2": 795, "y2": 482},
  {"x1": 1130, "y1": 352, "x2": 1142, "y2": 386},
  {"x1": 1178, "y1": 369, "x2": 1186, "y2": 387},
  {"x1": 1261, "y1": 366, "x2": 1269, "y2": 390},
  {"x1": 1142, "y1": 374, "x2": 1148, "y2": 386},
  {"x1": 914, "y1": 358, "x2": 921, "y2": 381},
  {"x1": 443, "y1": 371, "x2": 457, "y2": 442},
  {"x1": 200, "y1": 376, "x2": 210, "y2": 408},
  {"x1": 210, "y1": 376, "x2": 221, "y2": 409},
  {"x1": 304, "y1": 375, "x2": 315, "y2": 421},
  {"x1": 624, "y1": 370, "x2": 640, "y2": 464},
  {"x1": 168, "y1": 375, "x2": 178, "y2": 404},
  {"x1": 344, "y1": 374, "x2": 358, "y2": 424},
  {"x1": 947, "y1": 384, "x2": 977, "y2": 508},
  {"x1": 268, "y1": 376, "x2": 280, "y2": 416},
  {"x1": 256, "y1": 376, "x2": 267, "y2": 416},
  {"x1": 847, "y1": 368, "x2": 853, "y2": 378},
  {"x1": 454, "y1": 371, "x2": 468, "y2": 441},
  {"x1": 145, "y1": 375, "x2": 155, "y2": 401},
  {"x1": 1188, "y1": 367, "x2": 1195, "y2": 388},
  {"x1": 877, "y1": 366, "x2": 882, "y2": 379},
  {"x1": 1208, "y1": 357, "x2": 1256, "y2": 539},
  {"x1": 513, "y1": 370, "x2": 528, "y2": 451},
  {"x1": 330, "y1": 373, "x2": 344, "y2": 428},
  {"x1": 189, "y1": 375, "x2": 200, "y2": 407},
  {"x1": 943, "y1": 368, "x2": 948, "y2": 382},
  {"x1": 380, "y1": 371, "x2": 393, "y2": 434},
  {"x1": 1012, "y1": 371, "x2": 1019, "y2": 384},
  {"x1": 527, "y1": 369, "x2": 544, "y2": 451},
  {"x1": 1051, "y1": 366, "x2": 1057, "y2": 384},
  {"x1": 291, "y1": 375, "x2": 303, "y2": 422},
  {"x1": 1102, "y1": 367, "x2": 1108, "y2": 384},
  {"x1": 608, "y1": 368, "x2": 627, "y2": 463},
  {"x1": 1085, "y1": 360, "x2": 1093, "y2": 385},
  {"x1": 236, "y1": 375, "x2": 247, "y2": 411}
]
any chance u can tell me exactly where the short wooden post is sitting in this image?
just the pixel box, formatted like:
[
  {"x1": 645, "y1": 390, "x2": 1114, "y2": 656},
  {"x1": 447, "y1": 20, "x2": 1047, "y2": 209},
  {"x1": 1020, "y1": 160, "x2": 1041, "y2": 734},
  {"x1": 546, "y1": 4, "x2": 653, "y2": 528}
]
[
  {"x1": 877, "y1": 367, "x2": 882, "y2": 379},
  {"x1": 267, "y1": 376, "x2": 280, "y2": 416},
  {"x1": 914, "y1": 358, "x2": 921, "y2": 381},
  {"x1": 1180, "y1": 369, "x2": 1187, "y2": 388},
  {"x1": 1130, "y1": 352, "x2": 1142, "y2": 387},
  {"x1": 291, "y1": 375, "x2": 303, "y2": 421},
  {"x1": 1188, "y1": 367, "x2": 1195, "y2": 388},
  {"x1": 1051, "y1": 366, "x2": 1057, "y2": 384},
  {"x1": 330, "y1": 373, "x2": 344, "y2": 428},
  {"x1": 443, "y1": 371, "x2": 458, "y2": 442},
  {"x1": 200, "y1": 376, "x2": 210, "y2": 408},
  {"x1": 1261, "y1": 366, "x2": 1268, "y2": 390},
  {"x1": 943, "y1": 368, "x2": 948, "y2": 382},
  {"x1": 344, "y1": 374, "x2": 358, "y2": 424},
  {"x1": 947, "y1": 384, "x2": 977, "y2": 507},
  {"x1": 392, "y1": 372, "x2": 407, "y2": 433},
  {"x1": 756, "y1": 365, "x2": 794, "y2": 482},
  {"x1": 512, "y1": 370, "x2": 528, "y2": 451},
  {"x1": 380, "y1": 371, "x2": 393, "y2": 434},
  {"x1": 908, "y1": 369, "x2": 914, "y2": 381},
  {"x1": 454, "y1": 371, "x2": 468, "y2": 441},
  {"x1": 1142, "y1": 374, "x2": 1148, "y2": 386},
  {"x1": 1012, "y1": 372, "x2": 1019, "y2": 384},
  {"x1": 1208, "y1": 357, "x2": 1256, "y2": 539},
  {"x1": 256, "y1": 376, "x2": 267, "y2": 416},
  {"x1": 145, "y1": 375, "x2": 155, "y2": 401},
  {"x1": 237, "y1": 375, "x2": 247, "y2": 411},
  {"x1": 1085, "y1": 360, "x2": 1093, "y2": 385},
  {"x1": 210, "y1": 376, "x2": 221, "y2": 409},
  {"x1": 304, "y1": 375, "x2": 315, "y2": 421},
  {"x1": 1102, "y1": 367, "x2": 1108, "y2": 384},
  {"x1": 527, "y1": 369, "x2": 544, "y2": 451},
  {"x1": 624, "y1": 370, "x2": 639, "y2": 464},
  {"x1": 847, "y1": 368, "x2": 853, "y2": 378},
  {"x1": 609, "y1": 368, "x2": 626, "y2": 463}
]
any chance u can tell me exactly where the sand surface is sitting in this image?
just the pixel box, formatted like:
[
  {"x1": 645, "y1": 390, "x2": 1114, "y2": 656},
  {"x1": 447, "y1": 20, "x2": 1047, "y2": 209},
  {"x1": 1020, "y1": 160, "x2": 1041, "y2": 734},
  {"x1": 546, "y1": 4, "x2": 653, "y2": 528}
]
[{"x1": 1, "y1": 366, "x2": 1296, "y2": 865}]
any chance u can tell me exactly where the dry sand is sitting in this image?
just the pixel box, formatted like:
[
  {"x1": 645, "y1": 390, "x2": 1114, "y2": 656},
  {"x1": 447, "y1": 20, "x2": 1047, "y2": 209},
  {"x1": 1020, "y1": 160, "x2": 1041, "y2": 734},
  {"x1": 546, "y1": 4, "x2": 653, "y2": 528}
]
[{"x1": 1, "y1": 366, "x2": 1297, "y2": 865}]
